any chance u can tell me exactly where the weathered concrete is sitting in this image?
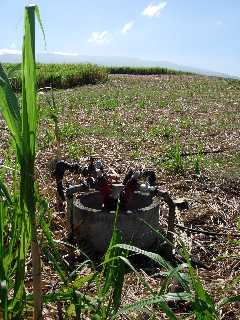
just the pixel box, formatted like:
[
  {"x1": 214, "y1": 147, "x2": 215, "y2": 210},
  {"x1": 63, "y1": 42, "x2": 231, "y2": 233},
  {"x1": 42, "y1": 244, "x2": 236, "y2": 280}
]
[{"x1": 67, "y1": 185, "x2": 161, "y2": 253}]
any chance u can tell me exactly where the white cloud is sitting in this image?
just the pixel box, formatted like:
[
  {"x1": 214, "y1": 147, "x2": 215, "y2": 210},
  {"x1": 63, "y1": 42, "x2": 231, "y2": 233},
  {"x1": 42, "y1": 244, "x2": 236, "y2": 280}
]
[
  {"x1": 121, "y1": 21, "x2": 135, "y2": 35},
  {"x1": 142, "y1": 2, "x2": 167, "y2": 17},
  {"x1": 0, "y1": 48, "x2": 21, "y2": 55},
  {"x1": 49, "y1": 51, "x2": 79, "y2": 56},
  {"x1": 88, "y1": 31, "x2": 111, "y2": 46}
]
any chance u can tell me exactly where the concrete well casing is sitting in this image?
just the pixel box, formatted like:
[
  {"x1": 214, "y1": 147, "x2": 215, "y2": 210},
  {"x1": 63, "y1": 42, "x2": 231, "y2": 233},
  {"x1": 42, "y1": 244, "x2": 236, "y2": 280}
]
[{"x1": 67, "y1": 185, "x2": 161, "y2": 253}]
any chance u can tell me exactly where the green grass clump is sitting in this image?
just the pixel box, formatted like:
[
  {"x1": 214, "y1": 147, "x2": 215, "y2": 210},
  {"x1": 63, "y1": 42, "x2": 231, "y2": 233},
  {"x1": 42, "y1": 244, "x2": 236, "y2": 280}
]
[
  {"x1": 149, "y1": 119, "x2": 175, "y2": 140},
  {"x1": 164, "y1": 142, "x2": 185, "y2": 174}
]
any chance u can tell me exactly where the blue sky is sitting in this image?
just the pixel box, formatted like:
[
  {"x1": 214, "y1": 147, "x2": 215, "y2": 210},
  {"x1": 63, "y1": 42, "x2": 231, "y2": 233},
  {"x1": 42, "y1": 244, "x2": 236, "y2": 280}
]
[{"x1": 0, "y1": 0, "x2": 239, "y2": 75}]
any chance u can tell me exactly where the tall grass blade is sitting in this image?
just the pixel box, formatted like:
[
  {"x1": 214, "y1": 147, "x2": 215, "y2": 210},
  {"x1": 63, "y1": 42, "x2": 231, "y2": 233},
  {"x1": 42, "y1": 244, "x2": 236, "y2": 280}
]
[
  {"x1": 217, "y1": 295, "x2": 240, "y2": 307},
  {"x1": 21, "y1": 6, "x2": 44, "y2": 319},
  {"x1": 0, "y1": 5, "x2": 45, "y2": 319},
  {"x1": 115, "y1": 293, "x2": 189, "y2": 319},
  {"x1": 22, "y1": 6, "x2": 37, "y2": 159},
  {"x1": 180, "y1": 244, "x2": 218, "y2": 320},
  {"x1": 0, "y1": 65, "x2": 21, "y2": 149},
  {"x1": 95, "y1": 201, "x2": 127, "y2": 318},
  {"x1": 0, "y1": 202, "x2": 8, "y2": 320},
  {"x1": 35, "y1": 6, "x2": 46, "y2": 49}
]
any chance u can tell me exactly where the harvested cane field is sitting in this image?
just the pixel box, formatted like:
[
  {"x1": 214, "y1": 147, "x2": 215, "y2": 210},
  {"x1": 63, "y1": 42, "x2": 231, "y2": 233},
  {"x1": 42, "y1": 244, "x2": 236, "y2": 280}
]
[{"x1": 1, "y1": 68, "x2": 240, "y2": 318}]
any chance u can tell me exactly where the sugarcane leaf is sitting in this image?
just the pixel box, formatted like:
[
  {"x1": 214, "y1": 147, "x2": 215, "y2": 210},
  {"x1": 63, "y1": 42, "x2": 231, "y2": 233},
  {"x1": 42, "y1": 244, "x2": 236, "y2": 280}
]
[
  {"x1": 217, "y1": 294, "x2": 240, "y2": 308},
  {"x1": 115, "y1": 293, "x2": 191, "y2": 319},
  {"x1": 35, "y1": 5, "x2": 46, "y2": 49},
  {"x1": 22, "y1": 5, "x2": 37, "y2": 158},
  {"x1": 0, "y1": 64, "x2": 21, "y2": 148}
]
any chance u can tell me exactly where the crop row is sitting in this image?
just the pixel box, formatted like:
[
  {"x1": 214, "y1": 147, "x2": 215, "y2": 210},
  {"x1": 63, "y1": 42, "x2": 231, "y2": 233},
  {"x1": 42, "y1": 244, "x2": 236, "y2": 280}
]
[
  {"x1": 3, "y1": 63, "x2": 191, "y2": 91},
  {"x1": 3, "y1": 63, "x2": 108, "y2": 90},
  {"x1": 107, "y1": 66, "x2": 190, "y2": 75}
]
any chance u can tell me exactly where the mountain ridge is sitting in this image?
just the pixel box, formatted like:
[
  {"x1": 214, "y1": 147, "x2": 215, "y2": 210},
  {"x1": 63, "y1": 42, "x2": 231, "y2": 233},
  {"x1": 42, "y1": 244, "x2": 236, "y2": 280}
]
[{"x1": 0, "y1": 51, "x2": 237, "y2": 79}]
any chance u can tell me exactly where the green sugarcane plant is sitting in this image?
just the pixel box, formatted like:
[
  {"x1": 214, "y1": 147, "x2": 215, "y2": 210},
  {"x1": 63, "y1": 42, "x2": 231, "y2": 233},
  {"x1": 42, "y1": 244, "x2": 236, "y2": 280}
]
[
  {"x1": 4, "y1": 63, "x2": 108, "y2": 91},
  {"x1": 0, "y1": 5, "x2": 44, "y2": 319}
]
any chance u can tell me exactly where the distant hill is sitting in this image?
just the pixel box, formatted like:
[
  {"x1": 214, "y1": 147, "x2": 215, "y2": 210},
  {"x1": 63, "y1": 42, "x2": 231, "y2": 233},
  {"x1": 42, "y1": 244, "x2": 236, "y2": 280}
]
[{"x1": 0, "y1": 51, "x2": 237, "y2": 79}]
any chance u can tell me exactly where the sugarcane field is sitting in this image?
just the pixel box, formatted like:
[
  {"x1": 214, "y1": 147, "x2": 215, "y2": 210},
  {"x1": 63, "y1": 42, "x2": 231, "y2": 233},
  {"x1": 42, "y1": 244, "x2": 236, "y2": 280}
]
[{"x1": 0, "y1": 2, "x2": 239, "y2": 320}]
